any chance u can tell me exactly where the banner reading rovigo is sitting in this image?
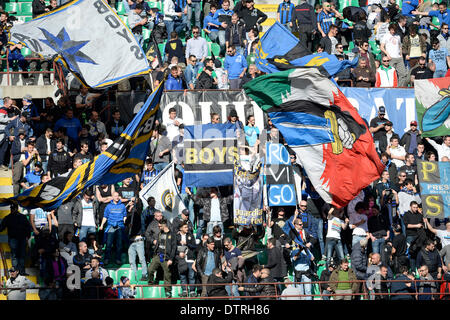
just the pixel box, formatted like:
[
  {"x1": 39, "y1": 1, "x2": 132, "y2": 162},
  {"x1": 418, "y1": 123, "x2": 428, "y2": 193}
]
[
  {"x1": 234, "y1": 161, "x2": 263, "y2": 226},
  {"x1": 417, "y1": 159, "x2": 450, "y2": 219}
]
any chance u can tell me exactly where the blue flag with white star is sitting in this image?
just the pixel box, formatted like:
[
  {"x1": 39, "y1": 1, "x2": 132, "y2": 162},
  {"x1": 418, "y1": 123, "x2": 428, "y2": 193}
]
[{"x1": 8, "y1": 0, "x2": 150, "y2": 88}]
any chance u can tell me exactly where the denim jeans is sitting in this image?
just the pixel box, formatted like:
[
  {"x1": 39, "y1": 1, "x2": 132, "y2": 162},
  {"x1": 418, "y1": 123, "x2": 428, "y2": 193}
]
[
  {"x1": 317, "y1": 219, "x2": 325, "y2": 257},
  {"x1": 294, "y1": 274, "x2": 312, "y2": 300},
  {"x1": 225, "y1": 282, "x2": 241, "y2": 300},
  {"x1": 122, "y1": 0, "x2": 131, "y2": 13},
  {"x1": 326, "y1": 237, "x2": 344, "y2": 267},
  {"x1": 164, "y1": 20, "x2": 187, "y2": 40},
  {"x1": 180, "y1": 193, "x2": 195, "y2": 226},
  {"x1": 105, "y1": 226, "x2": 125, "y2": 262},
  {"x1": 434, "y1": 70, "x2": 447, "y2": 78},
  {"x1": 322, "y1": 289, "x2": 332, "y2": 300},
  {"x1": 179, "y1": 261, "x2": 196, "y2": 293},
  {"x1": 79, "y1": 226, "x2": 96, "y2": 242},
  {"x1": 371, "y1": 238, "x2": 385, "y2": 254},
  {"x1": 196, "y1": 209, "x2": 204, "y2": 239},
  {"x1": 206, "y1": 221, "x2": 224, "y2": 236},
  {"x1": 187, "y1": 2, "x2": 202, "y2": 30},
  {"x1": 128, "y1": 240, "x2": 148, "y2": 278},
  {"x1": 9, "y1": 238, "x2": 27, "y2": 274},
  {"x1": 154, "y1": 162, "x2": 169, "y2": 172}
]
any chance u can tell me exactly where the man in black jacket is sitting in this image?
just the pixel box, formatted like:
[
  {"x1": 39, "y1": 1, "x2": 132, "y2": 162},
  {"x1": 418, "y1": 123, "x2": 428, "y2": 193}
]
[
  {"x1": 238, "y1": 0, "x2": 267, "y2": 33},
  {"x1": 416, "y1": 239, "x2": 443, "y2": 280},
  {"x1": 207, "y1": 266, "x2": 234, "y2": 297},
  {"x1": 35, "y1": 127, "x2": 55, "y2": 174},
  {"x1": 32, "y1": 0, "x2": 49, "y2": 18},
  {"x1": 195, "y1": 237, "x2": 221, "y2": 297},
  {"x1": 48, "y1": 138, "x2": 72, "y2": 178},
  {"x1": 291, "y1": 0, "x2": 317, "y2": 52},
  {"x1": 147, "y1": 218, "x2": 176, "y2": 297},
  {"x1": 262, "y1": 238, "x2": 286, "y2": 287},
  {"x1": 400, "y1": 121, "x2": 422, "y2": 154},
  {"x1": 175, "y1": 221, "x2": 197, "y2": 297},
  {"x1": 0, "y1": 205, "x2": 32, "y2": 275},
  {"x1": 238, "y1": 268, "x2": 277, "y2": 299},
  {"x1": 125, "y1": 198, "x2": 148, "y2": 282}
]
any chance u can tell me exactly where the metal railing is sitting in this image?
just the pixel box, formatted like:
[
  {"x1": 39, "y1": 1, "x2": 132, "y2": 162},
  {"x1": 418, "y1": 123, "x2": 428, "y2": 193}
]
[
  {"x1": 1, "y1": 278, "x2": 448, "y2": 300},
  {"x1": 0, "y1": 50, "x2": 62, "y2": 87}
]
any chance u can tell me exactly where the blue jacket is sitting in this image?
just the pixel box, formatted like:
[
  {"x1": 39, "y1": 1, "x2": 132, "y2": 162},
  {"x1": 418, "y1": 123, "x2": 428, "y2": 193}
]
[
  {"x1": 184, "y1": 64, "x2": 199, "y2": 87},
  {"x1": 104, "y1": 200, "x2": 127, "y2": 232},
  {"x1": 5, "y1": 118, "x2": 33, "y2": 138},
  {"x1": 165, "y1": 74, "x2": 184, "y2": 90},
  {"x1": 203, "y1": 13, "x2": 219, "y2": 32},
  {"x1": 213, "y1": 8, "x2": 233, "y2": 28},
  {"x1": 390, "y1": 274, "x2": 416, "y2": 300},
  {"x1": 54, "y1": 116, "x2": 82, "y2": 142},
  {"x1": 401, "y1": 0, "x2": 418, "y2": 17},
  {"x1": 224, "y1": 53, "x2": 247, "y2": 79}
]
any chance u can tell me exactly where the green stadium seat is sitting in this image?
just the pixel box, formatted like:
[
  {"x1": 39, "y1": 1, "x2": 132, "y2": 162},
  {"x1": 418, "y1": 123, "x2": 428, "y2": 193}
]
[
  {"x1": 134, "y1": 287, "x2": 143, "y2": 298},
  {"x1": 210, "y1": 42, "x2": 220, "y2": 57},
  {"x1": 116, "y1": 269, "x2": 132, "y2": 283},
  {"x1": 17, "y1": 0, "x2": 32, "y2": 2},
  {"x1": 107, "y1": 269, "x2": 118, "y2": 284},
  {"x1": 158, "y1": 42, "x2": 165, "y2": 56},
  {"x1": 25, "y1": 16, "x2": 33, "y2": 22},
  {"x1": 116, "y1": 1, "x2": 126, "y2": 15},
  {"x1": 20, "y1": 2, "x2": 33, "y2": 16},
  {"x1": 5, "y1": 3, "x2": 19, "y2": 13},
  {"x1": 142, "y1": 28, "x2": 151, "y2": 41},
  {"x1": 348, "y1": 41, "x2": 355, "y2": 52},
  {"x1": 142, "y1": 286, "x2": 164, "y2": 298}
]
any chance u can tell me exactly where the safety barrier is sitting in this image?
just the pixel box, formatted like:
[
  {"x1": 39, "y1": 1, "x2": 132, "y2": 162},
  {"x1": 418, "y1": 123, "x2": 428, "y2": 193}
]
[
  {"x1": 0, "y1": 50, "x2": 64, "y2": 88},
  {"x1": 1, "y1": 278, "x2": 448, "y2": 300}
]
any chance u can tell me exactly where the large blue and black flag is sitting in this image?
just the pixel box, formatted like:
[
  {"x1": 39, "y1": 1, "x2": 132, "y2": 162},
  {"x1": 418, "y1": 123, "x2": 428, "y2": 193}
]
[
  {"x1": 255, "y1": 21, "x2": 358, "y2": 76},
  {"x1": 0, "y1": 82, "x2": 165, "y2": 210}
]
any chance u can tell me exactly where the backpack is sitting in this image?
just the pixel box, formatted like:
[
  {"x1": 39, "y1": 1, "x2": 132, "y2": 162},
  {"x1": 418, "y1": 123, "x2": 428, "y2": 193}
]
[{"x1": 195, "y1": 71, "x2": 214, "y2": 89}]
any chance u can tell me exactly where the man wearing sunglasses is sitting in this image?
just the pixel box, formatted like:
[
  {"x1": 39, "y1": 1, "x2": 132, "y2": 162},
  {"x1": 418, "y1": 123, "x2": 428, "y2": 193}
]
[
  {"x1": 317, "y1": 2, "x2": 343, "y2": 39},
  {"x1": 410, "y1": 56, "x2": 433, "y2": 85},
  {"x1": 185, "y1": 26, "x2": 208, "y2": 64}
]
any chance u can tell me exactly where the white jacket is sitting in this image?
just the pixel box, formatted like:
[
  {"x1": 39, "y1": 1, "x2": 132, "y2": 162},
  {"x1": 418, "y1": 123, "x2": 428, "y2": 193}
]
[{"x1": 3, "y1": 275, "x2": 36, "y2": 300}]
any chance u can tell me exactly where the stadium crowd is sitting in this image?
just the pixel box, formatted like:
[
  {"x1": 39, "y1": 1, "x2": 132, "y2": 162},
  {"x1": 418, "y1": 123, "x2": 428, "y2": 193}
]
[
  {"x1": 0, "y1": 0, "x2": 449, "y2": 301},
  {"x1": 4, "y1": 0, "x2": 450, "y2": 88}
]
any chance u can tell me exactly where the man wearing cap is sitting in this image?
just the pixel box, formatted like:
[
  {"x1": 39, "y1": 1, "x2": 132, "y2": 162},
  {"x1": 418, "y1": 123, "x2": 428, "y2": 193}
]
[
  {"x1": 369, "y1": 106, "x2": 389, "y2": 153},
  {"x1": 172, "y1": 208, "x2": 194, "y2": 234},
  {"x1": 378, "y1": 120, "x2": 399, "y2": 154},
  {"x1": 2, "y1": 267, "x2": 36, "y2": 300},
  {"x1": 400, "y1": 121, "x2": 422, "y2": 154},
  {"x1": 22, "y1": 94, "x2": 40, "y2": 129},
  {"x1": 0, "y1": 205, "x2": 33, "y2": 276},
  {"x1": 20, "y1": 161, "x2": 44, "y2": 190}
]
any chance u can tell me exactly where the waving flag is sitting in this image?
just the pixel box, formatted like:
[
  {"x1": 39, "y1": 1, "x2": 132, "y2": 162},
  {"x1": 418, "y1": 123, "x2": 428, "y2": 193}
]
[
  {"x1": 415, "y1": 77, "x2": 450, "y2": 137},
  {"x1": 0, "y1": 82, "x2": 164, "y2": 210},
  {"x1": 244, "y1": 68, "x2": 384, "y2": 208},
  {"x1": 8, "y1": 0, "x2": 150, "y2": 88},
  {"x1": 255, "y1": 21, "x2": 358, "y2": 77},
  {"x1": 139, "y1": 162, "x2": 186, "y2": 222}
]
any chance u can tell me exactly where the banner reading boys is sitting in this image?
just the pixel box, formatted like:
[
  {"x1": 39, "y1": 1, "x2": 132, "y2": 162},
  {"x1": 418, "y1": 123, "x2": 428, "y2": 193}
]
[{"x1": 417, "y1": 159, "x2": 450, "y2": 219}]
